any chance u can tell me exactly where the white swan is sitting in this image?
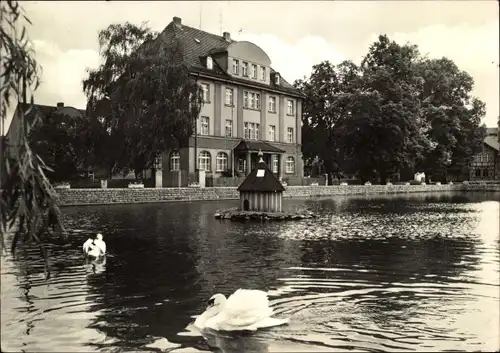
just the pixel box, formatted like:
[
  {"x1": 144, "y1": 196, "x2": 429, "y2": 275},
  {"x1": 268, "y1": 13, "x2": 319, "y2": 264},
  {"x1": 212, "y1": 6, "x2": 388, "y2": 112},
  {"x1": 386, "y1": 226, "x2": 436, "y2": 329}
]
[
  {"x1": 193, "y1": 289, "x2": 289, "y2": 332},
  {"x1": 82, "y1": 233, "x2": 106, "y2": 258}
]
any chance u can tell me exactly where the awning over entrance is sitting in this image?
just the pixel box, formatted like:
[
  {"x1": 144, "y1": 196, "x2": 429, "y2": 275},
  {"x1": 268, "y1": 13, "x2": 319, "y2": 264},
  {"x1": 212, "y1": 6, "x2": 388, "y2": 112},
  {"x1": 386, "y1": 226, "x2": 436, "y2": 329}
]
[{"x1": 233, "y1": 140, "x2": 285, "y2": 154}]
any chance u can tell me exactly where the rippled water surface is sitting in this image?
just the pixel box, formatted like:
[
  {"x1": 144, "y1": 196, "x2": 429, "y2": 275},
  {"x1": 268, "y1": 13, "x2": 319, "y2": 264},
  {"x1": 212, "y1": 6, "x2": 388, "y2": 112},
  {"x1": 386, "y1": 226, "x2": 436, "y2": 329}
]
[{"x1": 2, "y1": 192, "x2": 499, "y2": 352}]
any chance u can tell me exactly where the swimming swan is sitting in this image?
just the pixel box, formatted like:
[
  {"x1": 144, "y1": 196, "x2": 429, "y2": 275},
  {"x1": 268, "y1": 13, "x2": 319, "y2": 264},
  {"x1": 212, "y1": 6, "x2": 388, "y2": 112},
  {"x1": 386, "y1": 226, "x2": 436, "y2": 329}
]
[
  {"x1": 193, "y1": 289, "x2": 289, "y2": 332},
  {"x1": 82, "y1": 233, "x2": 106, "y2": 258}
]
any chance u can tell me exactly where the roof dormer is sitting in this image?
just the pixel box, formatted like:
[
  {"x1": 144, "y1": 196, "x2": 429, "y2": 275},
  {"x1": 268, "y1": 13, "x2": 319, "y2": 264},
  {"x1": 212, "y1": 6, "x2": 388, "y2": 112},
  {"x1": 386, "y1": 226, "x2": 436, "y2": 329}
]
[{"x1": 273, "y1": 72, "x2": 280, "y2": 85}]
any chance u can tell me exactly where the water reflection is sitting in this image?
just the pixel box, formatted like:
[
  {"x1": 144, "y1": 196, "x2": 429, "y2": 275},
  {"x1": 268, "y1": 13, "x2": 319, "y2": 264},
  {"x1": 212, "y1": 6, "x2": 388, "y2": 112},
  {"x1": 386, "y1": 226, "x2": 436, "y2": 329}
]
[
  {"x1": 1, "y1": 192, "x2": 499, "y2": 352},
  {"x1": 202, "y1": 330, "x2": 270, "y2": 353}
]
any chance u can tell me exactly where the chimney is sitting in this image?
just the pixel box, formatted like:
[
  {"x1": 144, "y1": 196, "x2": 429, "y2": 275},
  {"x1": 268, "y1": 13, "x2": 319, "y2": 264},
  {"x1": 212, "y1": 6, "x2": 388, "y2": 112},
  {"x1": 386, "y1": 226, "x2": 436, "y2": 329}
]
[
  {"x1": 223, "y1": 32, "x2": 231, "y2": 42},
  {"x1": 56, "y1": 102, "x2": 64, "y2": 108},
  {"x1": 173, "y1": 16, "x2": 182, "y2": 27}
]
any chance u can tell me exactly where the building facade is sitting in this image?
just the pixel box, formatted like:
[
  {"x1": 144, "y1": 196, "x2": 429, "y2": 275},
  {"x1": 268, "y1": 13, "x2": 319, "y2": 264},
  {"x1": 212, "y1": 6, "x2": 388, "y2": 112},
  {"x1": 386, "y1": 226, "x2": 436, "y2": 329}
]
[
  {"x1": 159, "y1": 17, "x2": 305, "y2": 187},
  {"x1": 469, "y1": 127, "x2": 499, "y2": 180}
]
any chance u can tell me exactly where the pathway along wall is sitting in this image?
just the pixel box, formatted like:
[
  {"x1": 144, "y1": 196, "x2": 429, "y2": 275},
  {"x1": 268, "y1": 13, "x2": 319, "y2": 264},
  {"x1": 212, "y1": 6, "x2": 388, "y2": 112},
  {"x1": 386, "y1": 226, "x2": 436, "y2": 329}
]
[{"x1": 55, "y1": 184, "x2": 500, "y2": 207}]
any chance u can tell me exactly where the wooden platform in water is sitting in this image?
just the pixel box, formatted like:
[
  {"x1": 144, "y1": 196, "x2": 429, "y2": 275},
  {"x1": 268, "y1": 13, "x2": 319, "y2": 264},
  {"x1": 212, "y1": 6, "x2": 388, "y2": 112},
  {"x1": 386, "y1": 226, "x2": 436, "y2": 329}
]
[{"x1": 214, "y1": 207, "x2": 317, "y2": 221}]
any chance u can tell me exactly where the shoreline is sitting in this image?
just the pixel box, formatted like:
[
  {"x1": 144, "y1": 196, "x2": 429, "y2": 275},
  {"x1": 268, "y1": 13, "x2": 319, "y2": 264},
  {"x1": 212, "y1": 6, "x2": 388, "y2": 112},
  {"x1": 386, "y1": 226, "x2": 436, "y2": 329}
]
[{"x1": 55, "y1": 184, "x2": 500, "y2": 207}]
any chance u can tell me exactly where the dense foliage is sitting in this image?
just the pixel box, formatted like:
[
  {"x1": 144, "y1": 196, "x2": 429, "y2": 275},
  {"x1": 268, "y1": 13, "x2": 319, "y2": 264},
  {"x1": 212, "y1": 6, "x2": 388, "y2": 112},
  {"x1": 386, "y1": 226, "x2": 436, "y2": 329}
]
[
  {"x1": 295, "y1": 35, "x2": 487, "y2": 183},
  {"x1": 28, "y1": 111, "x2": 95, "y2": 182},
  {"x1": 82, "y1": 22, "x2": 203, "y2": 177}
]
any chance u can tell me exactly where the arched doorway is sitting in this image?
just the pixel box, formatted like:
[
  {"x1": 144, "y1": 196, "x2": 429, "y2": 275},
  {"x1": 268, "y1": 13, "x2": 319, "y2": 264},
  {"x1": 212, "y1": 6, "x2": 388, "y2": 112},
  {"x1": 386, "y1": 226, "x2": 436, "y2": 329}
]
[{"x1": 243, "y1": 199, "x2": 250, "y2": 211}]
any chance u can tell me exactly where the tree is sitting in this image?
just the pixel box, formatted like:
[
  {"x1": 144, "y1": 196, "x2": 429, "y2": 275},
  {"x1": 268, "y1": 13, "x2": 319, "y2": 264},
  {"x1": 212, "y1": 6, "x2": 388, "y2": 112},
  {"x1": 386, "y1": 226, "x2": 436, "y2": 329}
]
[
  {"x1": 297, "y1": 34, "x2": 487, "y2": 183},
  {"x1": 1, "y1": 0, "x2": 64, "y2": 277},
  {"x1": 294, "y1": 60, "x2": 360, "y2": 182},
  {"x1": 338, "y1": 35, "x2": 431, "y2": 183},
  {"x1": 28, "y1": 110, "x2": 95, "y2": 182},
  {"x1": 416, "y1": 57, "x2": 486, "y2": 181},
  {"x1": 82, "y1": 22, "x2": 203, "y2": 178}
]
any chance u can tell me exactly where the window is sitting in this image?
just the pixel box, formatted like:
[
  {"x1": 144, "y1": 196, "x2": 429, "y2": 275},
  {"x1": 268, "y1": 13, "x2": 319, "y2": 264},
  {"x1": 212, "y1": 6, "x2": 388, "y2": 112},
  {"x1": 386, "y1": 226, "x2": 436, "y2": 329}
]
[
  {"x1": 272, "y1": 155, "x2": 279, "y2": 173},
  {"x1": 232, "y1": 59, "x2": 239, "y2": 74},
  {"x1": 261, "y1": 66, "x2": 266, "y2": 81},
  {"x1": 201, "y1": 83, "x2": 210, "y2": 102},
  {"x1": 243, "y1": 91, "x2": 248, "y2": 108},
  {"x1": 476, "y1": 153, "x2": 489, "y2": 163},
  {"x1": 248, "y1": 123, "x2": 253, "y2": 140},
  {"x1": 287, "y1": 100, "x2": 294, "y2": 115},
  {"x1": 251, "y1": 64, "x2": 257, "y2": 79},
  {"x1": 483, "y1": 169, "x2": 489, "y2": 177},
  {"x1": 216, "y1": 152, "x2": 228, "y2": 172},
  {"x1": 269, "y1": 125, "x2": 276, "y2": 141},
  {"x1": 243, "y1": 91, "x2": 260, "y2": 109},
  {"x1": 237, "y1": 158, "x2": 246, "y2": 173},
  {"x1": 170, "y1": 151, "x2": 180, "y2": 171},
  {"x1": 225, "y1": 120, "x2": 233, "y2": 137},
  {"x1": 200, "y1": 116, "x2": 209, "y2": 135},
  {"x1": 475, "y1": 169, "x2": 481, "y2": 177},
  {"x1": 274, "y1": 73, "x2": 280, "y2": 85},
  {"x1": 268, "y1": 96, "x2": 276, "y2": 113},
  {"x1": 244, "y1": 122, "x2": 259, "y2": 140},
  {"x1": 287, "y1": 127, "x2": 294, "y2": 143},
  {"x1": 286, "y1": 156, "x2": 295, "y2": 174},
  {"x1": 198, "y1": 151, "x2": 211, "y2": 171},
  {"x1": 225, "y1": 88, "x2": 233, "y2": 106},
  {"x1": 206, "y1": 56, "x2": 213, "y2": 70},
  {"x1": 242, "y1": 62, "x2": 248, "y2": 77}
]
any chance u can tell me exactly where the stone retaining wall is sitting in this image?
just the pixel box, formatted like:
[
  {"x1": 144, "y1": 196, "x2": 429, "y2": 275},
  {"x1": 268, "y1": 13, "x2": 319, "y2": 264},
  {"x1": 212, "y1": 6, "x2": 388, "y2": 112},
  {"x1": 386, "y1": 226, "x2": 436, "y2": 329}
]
[{"x1": 55, "y1": 184, "x2": 500, "y2": 207}]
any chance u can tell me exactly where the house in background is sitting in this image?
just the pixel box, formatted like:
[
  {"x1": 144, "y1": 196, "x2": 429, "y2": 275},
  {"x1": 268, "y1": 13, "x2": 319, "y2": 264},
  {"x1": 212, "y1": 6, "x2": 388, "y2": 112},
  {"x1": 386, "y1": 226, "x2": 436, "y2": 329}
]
[
  {"x1": 5, "y1": 102, "x2": 85, "y2": 159},
  {"x1": 156, "y1": 16, "x2": 305, "y2": 187},
  {"x1": 469, "y1": 127, "x2": 499, "y2": 180},
  {"x1": 4, "y1": 102, "x2": 147, "y2": 183}
]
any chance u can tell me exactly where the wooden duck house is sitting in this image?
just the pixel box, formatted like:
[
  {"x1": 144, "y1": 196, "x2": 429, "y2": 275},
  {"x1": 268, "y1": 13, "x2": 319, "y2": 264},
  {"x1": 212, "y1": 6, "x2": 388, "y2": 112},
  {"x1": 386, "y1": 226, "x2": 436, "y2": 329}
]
[{"x1": 237, "y1": 151, "x2": 285, "y2": 212}]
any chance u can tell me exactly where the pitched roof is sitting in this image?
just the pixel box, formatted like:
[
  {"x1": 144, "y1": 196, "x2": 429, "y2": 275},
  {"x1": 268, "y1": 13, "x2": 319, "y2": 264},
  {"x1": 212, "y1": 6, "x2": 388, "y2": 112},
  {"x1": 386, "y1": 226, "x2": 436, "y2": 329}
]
[
  {"x1": 6, "y1": 103, "x2": 86, "y2": 136},
  {"x1": 16, "y1": 103, "x2": 55, "y2": 122},
  {"x1": 484, "y1": 136, "x2": 499, "y2": 151},
  {"x1": 15, "y1": 103, "x2": 85, "y2": 119},
  {"x1": 233, "y1": 140, "x2": 285, "y2": 153},
  {"x1": 237, "y1": 156, "x2": 285, "y2": 192},
  {"x1": 153, "y1": 18, "x2": 302, "y2": 97}
]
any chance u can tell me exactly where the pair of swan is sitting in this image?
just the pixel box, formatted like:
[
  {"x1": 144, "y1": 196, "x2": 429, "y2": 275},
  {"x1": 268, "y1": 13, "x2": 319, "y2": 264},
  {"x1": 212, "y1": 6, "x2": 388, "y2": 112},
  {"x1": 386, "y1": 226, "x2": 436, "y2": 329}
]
[
  {"x1": 193, "y1": 289, "x2": 288, "y2": 332},
  {"x1": 82, "y1": 233, "x2": 106, "y2": 258},
  {"x1": 82, "y1": 234, "x2": 285, "y2": 332}
]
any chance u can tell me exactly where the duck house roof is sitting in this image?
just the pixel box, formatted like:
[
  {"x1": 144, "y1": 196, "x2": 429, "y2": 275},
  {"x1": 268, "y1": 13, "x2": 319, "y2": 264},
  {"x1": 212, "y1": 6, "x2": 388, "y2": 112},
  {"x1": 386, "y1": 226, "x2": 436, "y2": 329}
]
[{"x1": 237, "y1": 157, "x2": 285, "y2": 193}]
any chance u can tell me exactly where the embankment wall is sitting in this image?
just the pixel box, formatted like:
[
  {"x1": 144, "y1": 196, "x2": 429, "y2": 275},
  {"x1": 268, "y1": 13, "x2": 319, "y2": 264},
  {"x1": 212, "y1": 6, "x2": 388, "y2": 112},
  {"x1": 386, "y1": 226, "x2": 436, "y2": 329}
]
[{"x1": 55, "y1": 184, "x2": 500, "y2": 207}]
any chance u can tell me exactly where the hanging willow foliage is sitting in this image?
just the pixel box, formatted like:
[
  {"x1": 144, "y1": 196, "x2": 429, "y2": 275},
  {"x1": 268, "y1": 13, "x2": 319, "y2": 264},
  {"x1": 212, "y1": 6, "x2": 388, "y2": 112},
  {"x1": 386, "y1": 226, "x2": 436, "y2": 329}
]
[{"x1": 1, "y1": 0, "x2": 65, "y2": 279}]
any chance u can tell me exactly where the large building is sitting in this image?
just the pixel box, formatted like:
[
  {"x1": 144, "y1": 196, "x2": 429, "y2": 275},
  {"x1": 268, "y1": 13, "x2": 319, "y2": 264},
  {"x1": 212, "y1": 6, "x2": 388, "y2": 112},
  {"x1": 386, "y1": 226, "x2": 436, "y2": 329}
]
[
  {"x1": 469, "y1": 127, "x2": 499, "y2": 180},
  {"x1": 158, "y1": 17, "x2": 305, "y2": 187},
  {"x1": 4, "y1": 17, "x2": 305, "y2": 188}
]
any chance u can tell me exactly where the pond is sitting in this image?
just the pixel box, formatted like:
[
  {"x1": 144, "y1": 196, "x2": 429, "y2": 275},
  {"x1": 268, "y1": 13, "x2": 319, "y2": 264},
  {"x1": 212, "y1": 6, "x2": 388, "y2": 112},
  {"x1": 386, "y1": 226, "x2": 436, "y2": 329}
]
[{"x1": 1, "y1": 192, "x2": 499, "y2": 352}]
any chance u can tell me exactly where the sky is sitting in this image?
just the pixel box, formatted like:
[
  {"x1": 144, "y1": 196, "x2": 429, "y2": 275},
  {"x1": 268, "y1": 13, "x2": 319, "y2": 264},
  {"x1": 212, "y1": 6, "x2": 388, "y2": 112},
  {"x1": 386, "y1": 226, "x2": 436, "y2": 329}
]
[{"x1": 4, "y1": 0, "x2": 500, "y2": 131}]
